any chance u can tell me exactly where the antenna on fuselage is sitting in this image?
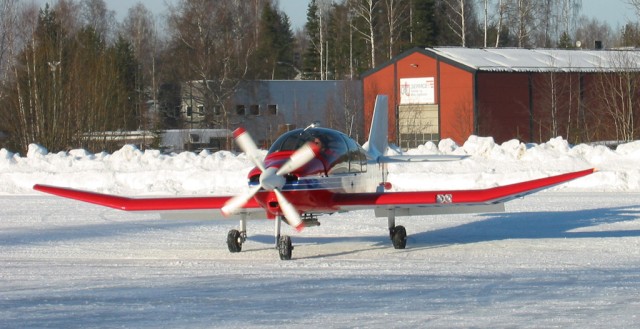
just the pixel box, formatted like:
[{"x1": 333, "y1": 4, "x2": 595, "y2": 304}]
[{"x1": 304, "y1": 121, "x2": 321, "y2": 131}]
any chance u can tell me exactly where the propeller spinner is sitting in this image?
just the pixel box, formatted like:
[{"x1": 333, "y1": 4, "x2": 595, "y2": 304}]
[{"x1": 221, "y1": 128, "x2": 319, "y2": 231}]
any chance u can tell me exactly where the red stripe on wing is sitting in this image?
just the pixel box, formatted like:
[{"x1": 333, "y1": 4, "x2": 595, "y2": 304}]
[
  {"x1": 333, "y1": 168, "x2": 595, "y2": 207},
  {"x1": 33, "y1": 184, "x2": 261, "y2": 211}
]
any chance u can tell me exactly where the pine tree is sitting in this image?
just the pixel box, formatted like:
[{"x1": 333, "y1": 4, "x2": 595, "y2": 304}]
[
  {"x1": 410, "y1": 0, "x2": 438, "y2": 48},
  {"x1": 303, "y1": 0, "x2": 321, "y2": 80},
  {"x1": 557, "y1": 31, "x2": 574, "y2": 48},
  {"x1": 251, "y1": 3, "x2": 295, "y2": 80}
]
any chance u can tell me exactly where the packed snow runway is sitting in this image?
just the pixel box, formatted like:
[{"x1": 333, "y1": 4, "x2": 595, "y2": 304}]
[{"x1": 2, "y1": 193, "x2": 640, "y2": 328}]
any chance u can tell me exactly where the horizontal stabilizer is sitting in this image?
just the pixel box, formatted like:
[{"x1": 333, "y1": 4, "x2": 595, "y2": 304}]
[{"x1": 379, "y1": 154, "x2": 469, "y2": 163}]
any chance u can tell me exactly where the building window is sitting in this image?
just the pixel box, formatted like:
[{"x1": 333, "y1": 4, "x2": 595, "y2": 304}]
[
  {"x1": 213, "y1": 105, "x2": 222, "y2": 115},
  {"x1": 249, "y1": 104, "x2": 260, "y2": 116},
  {"x1": 197, "y1": 105, "x2": 204, "y2": 115},
  {"x1": 236, "y1": 105, "x2": 246, "y2": 115},
  {"x1": 267, "y1": 104, "x2": 277, "y2": 115},
  {"x1": 186, "y1": 106, "x2": 193, "y2": 116}
]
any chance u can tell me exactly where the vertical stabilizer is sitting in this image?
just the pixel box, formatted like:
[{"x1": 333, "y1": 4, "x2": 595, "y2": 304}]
[{"x1": 363, "y1": 95, "x2": 389, "y2": 159}]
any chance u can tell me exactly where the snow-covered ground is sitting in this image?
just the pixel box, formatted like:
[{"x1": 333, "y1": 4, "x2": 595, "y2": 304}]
[{"x1": 1, "y1": 136, "x2": 640, "y2": 327}]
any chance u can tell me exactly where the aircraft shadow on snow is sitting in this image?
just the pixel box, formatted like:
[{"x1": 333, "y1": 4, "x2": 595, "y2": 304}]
[
  {"x1": 406, "y1": 205, "x2": 640, "y2": 247},
  {"x1": 0, "y1": 215, "x2": 210, "y2": 247},
  {"x1": 251, "y1": 205, "x2": 640, "y2": 253},
  {"x1": 4, "y1": 205, "x2": 640, "y2": 256}
]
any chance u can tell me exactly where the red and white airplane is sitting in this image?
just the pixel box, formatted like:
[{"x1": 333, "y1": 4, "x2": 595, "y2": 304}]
[{"x1": 34, "y1": 95, "x2": 595, "y2": 260}]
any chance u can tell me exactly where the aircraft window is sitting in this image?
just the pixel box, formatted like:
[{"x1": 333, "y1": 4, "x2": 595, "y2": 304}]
[
  {"x1": 323, "y1": 133, "x2": 349, "y2": 174},
  {"x1": 343, "y1": 135, "x2": 366, "y2": 173}
]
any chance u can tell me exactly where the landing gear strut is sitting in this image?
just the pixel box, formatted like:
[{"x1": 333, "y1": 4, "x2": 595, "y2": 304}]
[
  {"x1": 388, "y1": 209, "x2": 407, "y2": 249},
  {"x1": 226, "y1": 214, "x2": 296, "y2": 260}
]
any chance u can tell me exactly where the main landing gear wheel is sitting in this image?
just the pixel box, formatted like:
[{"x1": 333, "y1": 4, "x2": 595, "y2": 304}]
[
  {"x1": 227, "y1": 229, "x2": 243, "y2": 253},
  {"x1": 277, "y1": 235, "x2": 294, "y2": 260},
  {"x1": 390, "y1": 225, "x2": 407, "y2": 249}
]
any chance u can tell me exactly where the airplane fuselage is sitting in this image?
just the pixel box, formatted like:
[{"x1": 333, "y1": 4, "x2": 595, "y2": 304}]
[{"x1": 248, "y1": 127, "x2": 384, "y2": 217}]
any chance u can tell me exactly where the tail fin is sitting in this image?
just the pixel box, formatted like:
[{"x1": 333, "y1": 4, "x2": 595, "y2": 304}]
[
  {"x1": 363, "y1": 95, "x2": 389, "y2": 159},
  {"x1": 363, "y1": 94, "x2": 468, "y2": 164}
]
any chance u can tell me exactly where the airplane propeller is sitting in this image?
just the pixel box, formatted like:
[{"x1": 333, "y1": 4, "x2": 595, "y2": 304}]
[{"x1": 221, "y1": 128, "x2": 319, "y2": 231}]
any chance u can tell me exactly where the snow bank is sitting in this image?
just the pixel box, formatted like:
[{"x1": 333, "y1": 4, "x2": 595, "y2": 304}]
[{"x1": 1, "y1": 136, "x2": 639, "y2": 195}]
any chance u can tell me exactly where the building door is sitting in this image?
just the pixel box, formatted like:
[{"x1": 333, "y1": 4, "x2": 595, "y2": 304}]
[{"x1": 398, "y1": 104, "x2": 439, "y2": 149}]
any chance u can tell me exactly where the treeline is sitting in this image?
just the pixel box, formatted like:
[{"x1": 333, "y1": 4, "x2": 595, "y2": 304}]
[{"x1": 0, "y1": 0, "x2": 638, "y2": 153}]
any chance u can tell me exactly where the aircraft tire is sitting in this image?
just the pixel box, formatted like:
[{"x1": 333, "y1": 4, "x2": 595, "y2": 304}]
[
  {"x1": 277, "y1": 235, "x2": 293, "y2": 260},
  {"x1": 227, "y1": 229, "x2": 243, "y2": 253},
  {"x1": 391, "y1": 225, "x2": 407, "y2": 249}
]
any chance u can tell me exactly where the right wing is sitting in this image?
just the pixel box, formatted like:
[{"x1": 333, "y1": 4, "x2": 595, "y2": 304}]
[{"x1": 332, "y1": 168, "x2": 596, "y2": 217}]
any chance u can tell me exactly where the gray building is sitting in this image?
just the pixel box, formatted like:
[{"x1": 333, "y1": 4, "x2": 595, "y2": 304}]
[{"x1": 180, "y1": 80, "x2": 363, "y2": 148}]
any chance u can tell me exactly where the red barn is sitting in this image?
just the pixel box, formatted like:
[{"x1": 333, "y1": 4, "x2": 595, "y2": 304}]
[{"x1": 362, "y1": 47, "x2": 640, "y2": 147}]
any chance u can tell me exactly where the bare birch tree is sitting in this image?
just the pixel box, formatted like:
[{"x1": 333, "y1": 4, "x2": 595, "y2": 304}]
[
  {"x1": 495, "y1": 0, "x2": 506, "y2": 46},
  {"x1": 593, "y1": 52, "x2": 640, "y2": 142},
  {"x1": 507, "y1": 0, "x2": 538, "y2": 47},
  {"x1": 121, "y1": 3, "x2": 159, "y2": 132},
  {"x1": 442, "y1": 0, "x2": 468, "y2": 46},
  {"x1": 0, "y1": 0, "x2": 20, "y2": 103},
  {"x1": 350, "y1": 0, "x2": 379, "y2": 68},
  {"x1": 382, "y1": 0, "x2": 409, "y2": 60},
  {"x1": 166, "y1": 0, "x2": 257, "y2": 130},
  {"x1": 80, "y1": 0, "x2": 116, "y2": 41}
]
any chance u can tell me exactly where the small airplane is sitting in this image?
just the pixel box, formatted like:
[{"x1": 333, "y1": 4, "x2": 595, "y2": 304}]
[{"x1": 34, "y1": 95, "x2": 595, "y2": 260}]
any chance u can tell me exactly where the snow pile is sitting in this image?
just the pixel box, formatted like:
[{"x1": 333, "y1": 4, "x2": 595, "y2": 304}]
[{"x1": 1, "y1": 135, "x2": 639, "y2": 195}]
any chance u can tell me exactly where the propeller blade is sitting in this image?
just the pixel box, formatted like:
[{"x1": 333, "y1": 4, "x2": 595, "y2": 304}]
[
  {"x1": 276, "y1": 142, "x2": 320, "y2": 176},
  {"x1": 233, "y1": 128, "x2": 265, "y2": 172},
  {"x1": 274, "y1": 189, "x2": 304, "y2": 231},
  {"x1": 221, "y1": 185, "x2": 261, "y2": 216}
]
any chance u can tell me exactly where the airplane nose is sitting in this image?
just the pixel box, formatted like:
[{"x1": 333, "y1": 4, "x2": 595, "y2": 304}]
[
  {"x1": 265, "y1": 194, "x2": 281, "y2": 214},
  {"x1": 259, "y1": 167, "x2": 286, "y2": 190}
]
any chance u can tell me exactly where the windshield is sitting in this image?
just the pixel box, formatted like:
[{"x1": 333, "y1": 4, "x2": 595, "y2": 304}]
[
  {"x1": 268, "y1": 128, "x2": 341, "y2": 153},
  {"x1": 268, "y1": 127, "x2": 367, "y2": 174}
]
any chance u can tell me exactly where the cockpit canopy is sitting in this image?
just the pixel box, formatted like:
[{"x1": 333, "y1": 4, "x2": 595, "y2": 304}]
[{"x1": 268, "y1": 127, "x2": 369, "y2": 174}]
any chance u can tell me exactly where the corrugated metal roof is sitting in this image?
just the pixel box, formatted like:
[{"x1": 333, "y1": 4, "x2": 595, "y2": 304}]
[{"x1": 431, "y1": 47, "x2": 640, "y2": 72}]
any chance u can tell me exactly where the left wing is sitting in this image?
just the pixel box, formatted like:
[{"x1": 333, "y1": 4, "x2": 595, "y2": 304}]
[
  {"x1": 33, "y1": 184, "x2": 264, "y2": 220},
  {"x1": 332, "y1": 168, "x2": 596, "y2": 217}
]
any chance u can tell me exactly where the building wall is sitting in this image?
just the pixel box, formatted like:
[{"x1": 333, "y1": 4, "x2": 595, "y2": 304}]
[
  {"x1": 476, "y1": 73, "x2": 532, "y2": 143},
  {"x1": 363, "y1": 51, "x2": 447, "y2": 144},
  {"x1": 363, "y1": 64, "x2": 397, "y2": 142},
  {"x1": 530, "y1": 73, "x2": 582, "y2": 143},
  {"x1": 439, "y1": 61, "x2": 474, "y2": 144},
  {"x1": 181, "y1": 80, "x2": 362, "y2": 148}
]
